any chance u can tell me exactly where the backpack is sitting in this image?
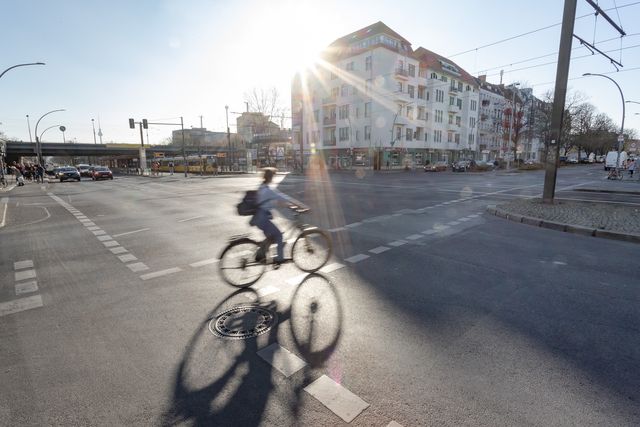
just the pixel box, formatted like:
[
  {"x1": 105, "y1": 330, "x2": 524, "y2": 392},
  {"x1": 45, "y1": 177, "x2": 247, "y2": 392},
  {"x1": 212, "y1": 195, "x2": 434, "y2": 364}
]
[{"x1": 237, "y1": 190, "x2": 260, "y2": 216}]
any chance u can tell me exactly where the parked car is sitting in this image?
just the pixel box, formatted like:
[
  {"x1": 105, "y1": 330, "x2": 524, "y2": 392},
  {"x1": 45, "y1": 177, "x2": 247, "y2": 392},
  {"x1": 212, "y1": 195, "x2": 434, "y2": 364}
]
[
  {"x1": 76, "y1": 164, "x2": 92, "y2": 177},
  {"x1": 424, "y1": 161, "x2": 448, "y2": 172},
  {"x1": 91, "y1": 166, "x2": 114, "y2": 180},
  {"x1": 452, "y1": 160, "x2": 472, "y2": 172},
  {"x1": 54, "y1": 167, "x2": 81, "y2": 182},
  {"x1": 596, "y1": 155, "x2": 605, "y2": 163},
  {"x1": 567, "y1": 157, "x2": 579, "y2": 164},
  {"x1": 604, "y1": 151, "x2": 627, "y2": 170}
]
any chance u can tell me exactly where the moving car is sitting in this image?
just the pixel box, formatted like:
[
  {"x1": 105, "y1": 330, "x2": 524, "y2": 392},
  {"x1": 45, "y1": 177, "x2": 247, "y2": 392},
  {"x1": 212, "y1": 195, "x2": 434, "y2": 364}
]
[
  {"x1": 76, "y1": 164, "x2": 92, "y2": 177},
  {"x1": 91, "y1": 166, "x2": 113, "y2": 180},
  {"x1": 54, "y1": 167, "x2": 81, "y2": 182},
  {"x1": 424, "y1": 161, "x2": 448, "y2": 172},
  {"x1": 452, "y1": 160, "x2": 472, "y2": 172}
]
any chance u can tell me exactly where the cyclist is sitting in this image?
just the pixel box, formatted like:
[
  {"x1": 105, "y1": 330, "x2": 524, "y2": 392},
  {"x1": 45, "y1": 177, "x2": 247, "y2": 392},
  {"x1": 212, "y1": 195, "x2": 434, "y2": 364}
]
[{"x1": 251, "y1": 167, "x2": 307, "y2": 266}]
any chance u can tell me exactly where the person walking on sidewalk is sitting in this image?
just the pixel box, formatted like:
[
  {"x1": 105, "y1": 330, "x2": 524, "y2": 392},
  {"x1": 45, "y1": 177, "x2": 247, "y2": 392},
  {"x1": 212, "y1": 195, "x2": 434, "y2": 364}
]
[{"x1": 628, "y1": 158, "x2": 636, "y2": 179}]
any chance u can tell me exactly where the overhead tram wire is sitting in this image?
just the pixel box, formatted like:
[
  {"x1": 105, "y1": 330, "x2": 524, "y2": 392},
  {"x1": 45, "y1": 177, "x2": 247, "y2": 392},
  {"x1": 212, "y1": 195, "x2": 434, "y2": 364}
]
[
  {"x1": 530, "y1": 65, "x2": 640, "y2": 88},
  {"x1": 447, "y1": 0, "x2": 640, "y2": 58}
]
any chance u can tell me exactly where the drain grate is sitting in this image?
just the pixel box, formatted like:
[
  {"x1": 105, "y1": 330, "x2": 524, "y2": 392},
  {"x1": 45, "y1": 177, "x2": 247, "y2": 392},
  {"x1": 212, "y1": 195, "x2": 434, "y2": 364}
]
[{"x1": 209, "y1": 305, "x2": 277, "y2": 339}]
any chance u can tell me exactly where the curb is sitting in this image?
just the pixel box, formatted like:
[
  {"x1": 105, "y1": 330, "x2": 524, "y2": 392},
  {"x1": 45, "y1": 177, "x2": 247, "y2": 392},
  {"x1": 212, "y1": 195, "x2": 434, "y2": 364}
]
[
  {"x1": 486, "y1": 205, "x2": 640, "y2": 244},
  {"x1": 574, "y1": 188, "x2": 640, "y2": 196}
]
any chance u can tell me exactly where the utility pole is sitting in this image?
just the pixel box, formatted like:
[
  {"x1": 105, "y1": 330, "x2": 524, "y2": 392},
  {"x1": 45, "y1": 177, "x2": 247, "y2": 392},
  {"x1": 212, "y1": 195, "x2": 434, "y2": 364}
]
[
  {"x1": 26, "y1": 115, "x2": 33, "y2": 143},
  {"x1": 507, "y1": 83, "x2": 519, "y2": 170},
  {"x1": 225, "y1": 105, "x2": 231, "y2": 170},
  {"x1": 181, "y1": 116, "x2": 187, "y2": 177},
  {"x1": 542, "y1": 0, "x2": 577, "y2": 203}
]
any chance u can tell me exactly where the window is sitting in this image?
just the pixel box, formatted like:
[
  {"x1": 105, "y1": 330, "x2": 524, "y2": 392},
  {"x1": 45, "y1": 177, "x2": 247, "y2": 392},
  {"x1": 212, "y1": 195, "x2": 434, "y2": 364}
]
[
  {"x1": 418, "y1": 107, "x2": 425, "y2": 120},
  {"x1": 313, "y1": 110, "x2": 319, "y2": 122},
  {"x1": 366, "y1": 79, "x2": 372, "y2": 94},
  {"x1": 435, "y1": 110, "x2": 443, "y2": 123},
  {"x1": 339, "y1": 104, "x2": 349, "y2": 119},
  {"x1": 430, "y1": 72, "x2": 437, "y2": 79},
  {"x1": 408, "y1": 85, "x2": 415, "y2": 98},
  {"x1": 406, "y1": 106, "x2": 413, "y2": 119},
  {"x1": 397, "y1": 103, "x2": 403, "y2": 116},
  {"x1": 449, "y1": 114, "x2": 454, "y2": 125},
  {"x1": 364, "y1": 125, "x2": 371, "y2": 140},
  {"x1": 468, "y1": 133, "x2": 475, "y2": 144},
  {"x1": 397, "y1": 82, "x2": 403, "y2": 93},
  {"x1": 355, "y1": 106, "x2": 360, "y2": 118},
  {"x1": 447, "y1": 132, "x2": 453, "y2": 143},
  {"x1": 426, "y1": 91, "x2": 430, "y2": 101},
  {"x1": 364, "y1": 102, "x2": 371, "y2": 117},
  {"x1": 341, "y1": 85, "x2": 349, "y2": 97},
  {"x1": 330, "y1": 72, "x2": 337, "y2": 80},
  {"x1": 435, "y1": 89, "x2": 444, "y2": 103},
  {"x1": 339, "y1": 127, "x2": 349, "y2": 141},
  {"x1": 466, "y1": 85, "x2": 471, "y2": 91},
  {"x1": 331, "y1": 87, "x2": 339, "y2": 98},
  {"x1": 408, "y1": 64, "x2": 415, "y2": 77},
  {"x1": 346, "y1": 61, "x2": 354, "y2": 71},
  {"x1": 418, "y1": 85, "x2": 426, "y2": 99},
  {"x1": 470, "y1": 117, "x2": 476, "y2": 128},
  {"x1": 405, "y1": 128, "x2": 412, "y2": 141},
  {"x1": 449, "y1": 96, "x2": 455, "y2": 106},
  {"x1": 365, "y1": 56, "x2": 372, "y2": 71},
  {"x1": 434, "y1": 130, "x2": 442, "y2": 142},
  {"x1": 324, "y1": 128, "x2": 336, "y2": 146},
  {"x1": 355, "y1": 130, "x2": 360, "y2": 141},
  {"x1": 456, "y1": 98, "x2": 462, "y2": 109},
  {"x1": 455, "y1": 116, "x2": 461, "y2": 126},
  {"x1": 455, "y1": 133, "x2": 460, "y2": 144},
  {"x1": 470, "y1": 100, "x2": 477, "y2": 111},
  {"x1": 416, "y1": 127, "x2": 423, "y2": 140},
  {"x1": 458, "y1": 82, "x2": 463, "y2": 91},
  {"x1": 396, "y1": 126, "x2": 402, "y2": 140},
  {"x1": 441, "y1": 76, "x2": 448, "y2": 83},
  {"x1": 352, "y1": 86, "x2": 358, "y2": 96},
  {"x1": 425, "y1": 112, "x2": 429, "y2": 122}
]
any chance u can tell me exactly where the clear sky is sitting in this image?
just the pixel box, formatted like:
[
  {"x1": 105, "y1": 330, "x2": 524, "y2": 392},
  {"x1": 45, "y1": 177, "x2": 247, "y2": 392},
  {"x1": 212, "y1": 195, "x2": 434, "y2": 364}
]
[{"x1": 2, "y1": 0, "x2": 639, "y2": 145}]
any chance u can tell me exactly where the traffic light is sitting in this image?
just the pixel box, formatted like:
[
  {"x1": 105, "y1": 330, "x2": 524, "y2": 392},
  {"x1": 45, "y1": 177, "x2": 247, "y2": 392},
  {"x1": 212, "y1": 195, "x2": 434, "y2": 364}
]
[
  {"x1": 142, "y1": 119, "x2": 148, "y2": 129},
  {"x1": 129, "y1": 118, "x2": 135, "y2": 129}
]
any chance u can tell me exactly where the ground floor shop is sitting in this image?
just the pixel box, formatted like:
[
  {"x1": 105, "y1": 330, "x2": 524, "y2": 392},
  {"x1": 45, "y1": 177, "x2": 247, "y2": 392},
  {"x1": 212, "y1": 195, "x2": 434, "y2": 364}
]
[{"x1": 314, "y1": 148, "x2": 477, "y2": 170}]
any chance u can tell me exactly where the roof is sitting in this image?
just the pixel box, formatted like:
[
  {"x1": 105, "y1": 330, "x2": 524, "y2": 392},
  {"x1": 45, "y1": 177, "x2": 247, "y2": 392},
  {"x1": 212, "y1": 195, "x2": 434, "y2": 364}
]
[
  {"x1": 413, "y1": 47, "x2": 477, "y2": 87},
  {"x1": 476, "y1": 78, "x2": 505, "y2": 96},
  {"x1": 329, "y1": 21, "x2": 411, "y2": 48}
]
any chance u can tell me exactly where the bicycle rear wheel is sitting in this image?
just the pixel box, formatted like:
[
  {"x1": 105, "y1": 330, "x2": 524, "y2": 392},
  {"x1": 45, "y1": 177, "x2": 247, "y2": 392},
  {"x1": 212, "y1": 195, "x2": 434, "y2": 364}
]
[
  {"x1": 292, "y1": 229, "x2": 332, "y2": 272},
  {"x1": 219, "y1": 239, "x2": 265, "y2": 287}
]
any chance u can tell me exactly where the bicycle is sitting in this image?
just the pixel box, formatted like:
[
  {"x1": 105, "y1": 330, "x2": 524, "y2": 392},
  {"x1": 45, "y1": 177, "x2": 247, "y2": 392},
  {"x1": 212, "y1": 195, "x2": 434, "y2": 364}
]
[
  {"x1": 219, "y1": 207, "x2": 332, "y2": 287},
  {"x1": 607, "y1": 167, "x2": 624, "y2": 180}
]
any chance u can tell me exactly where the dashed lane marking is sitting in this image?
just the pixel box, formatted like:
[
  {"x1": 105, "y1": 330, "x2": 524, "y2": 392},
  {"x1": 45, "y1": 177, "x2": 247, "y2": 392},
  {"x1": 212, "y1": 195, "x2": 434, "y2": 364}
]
[
  {"x1": 15, "y1": 281, "x2": 38, "y2": 295},
  {"x1": 92, "y1": 230, "x2": 107, "y2": 236},
  {"x1": 0, "y1": 295, "x2": 43, "y2": 317},
  {"x1": 118, "y1": 254, "x2": 138, "y2": 263},
  {"x1": 83, "y1": 222, "x2": 96, "y2": 227},
  {"x1": 103, "y1": 241, "x2": 119, "y2": 248},
  {"x1": 406, "y1": 234, "x2": 423, "y2": 240},
  {"x1": 140, "y1": 267, "x2": 182, "y2": 280},
  {"x1": 96, "y1": 235, "x2": 113, "y2": 241},
  {"x1": 304, "y1": 375, "x2": 370, "y2": 423},
  {"x1": 177, "y1": 215, "x2": 205, "y2": 223},
  {"x1": 127, "y1": 262, "x2": 149, "y2": 272},
  {"x1": 448, "y1": 221, "x2": 461, "y2": 226},
  {"x1": 345, "y1": 254, "x2": 369, "y2": 263},
  {"x1": 369, "y1": 246, "x2": 390, "y2": 254},
  {"x1": 328, "y1": 227, "x2": 346, "y2": 232},
  {"x1": 422, "y1": 230, "x2": 437, "y2": 235},
  {"x1": 110, "y1": 247, "x2": 128, "y2": 254},
  {"x1": 388, "y1": 240, "x2": 407, "y2": 247},
  {"x1": 14, "y1": 260, "x2": 34, "y2": 270},
  {"x1": 320, "y1": 262, "x2": 345, "y2": 274},
  {"x1": 0, "y1": 197, "x2": 8, "y2": 228},
  {"x1": 257, "y1": 343, "x2": 307, "y2": 378},
  {"x1": 87, "y1": 226, "x2": 101, "y2": 231},
  {"x1": 112, "y1": 228, "x2": 150, "y2": 238},
  {"x1": 15, "y1": 269, "x2": 36, "y2": 282},
  {"x1": 189, "y1": 258, "x2": 219, "y2": 268}
]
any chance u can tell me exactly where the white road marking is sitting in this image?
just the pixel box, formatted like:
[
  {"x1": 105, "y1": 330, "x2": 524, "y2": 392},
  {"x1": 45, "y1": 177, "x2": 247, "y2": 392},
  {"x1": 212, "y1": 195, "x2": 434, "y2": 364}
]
[
  {"x1": 553, "y1": 261, "x2": 567, "y2": 265},
  {"x1": 96, "y1": 235, "x2": 112, "y2": 241},
  {"x1": 76, "y1": 216, "x2": 88, "y2": 220},
  {"x1": 369, "y1": 246, "x2": 391, "y2": 254},
  {"x1": 140, "y1": 267, "x2": 182, "y2": 280},
  {"x1": 328, "y1": 227, "x2": 346, "y2": 232},
  {"x1": 422, "y1": 230, "x2": 437, "y2": 235},
  {"x1": 391, "y1": 213, "x2": 403, "y2": 217},
  {"x1": 458, "y1": 217, "x2": 471, "y2": 222},
  {"x1": 14, "y1": 260, "x2": 34, "y2": 270},
  {"x1": 178, "y1": 215, "x2": 205, "y2": 223},
  {"x1": 0, "y1": 197, "x2": 8, "y2": 228},
  {"x1": 112, "y1": 228, "x2": 150, "y2": 238},
  {"x1": 127, "y1": 262, "x2": 149, "y2": 272},
  {"x1": 103, "y1": 240, "x2": 119, "y2": 248},
  {"x1": 387, "y1": 421, "x2": 404, "y2": 427},
  {"x1": 448, "y1": 221, "x2": 461, "y2": 226},
  {"x1": 110, "y1": 247, "x2": 128, "y2": 254},
  {"x1": 15, "y1": 281, "x2": 38, "y2": 295},
  {"x1": 388, "y1": 240, "x2": 407, "y2": 247},
  {"x1": 320, "y1": 262, "x2": 345, "y2": 273},
  {"x1": 118, "y1": 254, "x2": 138, "y2": 263},
  {"x1": 257, "y1": 343, "x2": 307, "y2": 377},
  {"x1": 257, "y1": 285, "x2": 280, "y2": 297},
  {"x1": 433, "y1": 225, "x2": 451, "y2": 231},
  {"x1": 87, "y1": 226, "x2": 101, "y2": 231},
  {"x1": 344, "y1": 222, "x2": 362, "y2": 228},
  {"x1": 0, "y1": 295, "x2": 43, "y2": 317},
  {"x1": 345, "y1": 254, "x2": 369, "y2": 263},
  {"x1": 83, "y1": 222, "x2": 96, "y2": 227},
  {"x1": 405, "y1": 234, "x2": 423, "y2": 240},
  {"x1": 304, "y1": 375, "x2": 370, "y2": 423},
  {"x1": 189, "y1": 258, "x2": 219, "y2": 268},
  {"x1": 15, "y1": 269, "x2": 36, "y2": 282},
  {"x1": 92, "y1": 230, "x2": 107, "y2": 236}
]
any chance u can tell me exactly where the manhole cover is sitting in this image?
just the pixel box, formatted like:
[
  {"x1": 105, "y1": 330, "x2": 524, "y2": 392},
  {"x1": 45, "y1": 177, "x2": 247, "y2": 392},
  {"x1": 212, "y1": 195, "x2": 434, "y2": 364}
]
[{"x1": 209, "y1": 305, "x2": 277, "y2": 339}]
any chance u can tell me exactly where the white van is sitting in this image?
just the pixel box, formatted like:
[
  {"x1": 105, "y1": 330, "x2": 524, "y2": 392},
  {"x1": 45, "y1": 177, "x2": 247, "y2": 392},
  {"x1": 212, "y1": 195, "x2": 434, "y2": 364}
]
[{"x1": 604, "y1": 151, "x2": 627, "y2": 170}]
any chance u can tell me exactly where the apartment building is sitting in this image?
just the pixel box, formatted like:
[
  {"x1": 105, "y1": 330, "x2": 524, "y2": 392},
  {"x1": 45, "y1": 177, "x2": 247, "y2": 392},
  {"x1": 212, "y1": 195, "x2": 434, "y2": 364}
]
[
  {"x1": 292, "y1": 21, "x2": 479, "y2": 169},
  {"x1": 477, "y1": 77, "x2": 506, "y2": 161}
]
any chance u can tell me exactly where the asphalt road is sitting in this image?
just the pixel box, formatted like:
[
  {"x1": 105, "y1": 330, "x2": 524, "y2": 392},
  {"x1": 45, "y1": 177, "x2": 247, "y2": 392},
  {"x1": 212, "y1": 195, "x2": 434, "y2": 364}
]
[{"x1": 1, "y1": 164, "x2": 639, "y2": 426}]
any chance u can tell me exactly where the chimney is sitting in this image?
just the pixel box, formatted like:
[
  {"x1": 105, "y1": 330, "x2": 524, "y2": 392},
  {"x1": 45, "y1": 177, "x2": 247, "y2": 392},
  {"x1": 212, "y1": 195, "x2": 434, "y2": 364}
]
[{"x1": 478, "y1": 75, "x2": 487, "y2": 82}]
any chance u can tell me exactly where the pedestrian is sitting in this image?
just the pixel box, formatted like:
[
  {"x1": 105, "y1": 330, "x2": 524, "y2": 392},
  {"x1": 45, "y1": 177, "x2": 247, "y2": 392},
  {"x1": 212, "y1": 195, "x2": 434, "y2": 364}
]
[
  {"x1": 386, "y1": 160, "x2": 390, "y2": 170},
  {"x1": 629, "y1": 158, "x2": 636, "y2": 178},
  {"x1": 36, "y1": 164, "x2": 44, "y2": 183},
  {"x1": 169, "y1": 161, "x2": 174, "y2": 175},
  {"x1": 12, "y1": 166, "x2": 25, "y2": 186}
]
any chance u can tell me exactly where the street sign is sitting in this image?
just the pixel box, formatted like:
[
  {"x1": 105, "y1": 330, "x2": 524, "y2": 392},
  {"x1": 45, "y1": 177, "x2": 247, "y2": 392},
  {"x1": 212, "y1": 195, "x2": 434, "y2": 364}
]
[{"x1": 618, "y1": 135, "x2": 624, "y2": 143}]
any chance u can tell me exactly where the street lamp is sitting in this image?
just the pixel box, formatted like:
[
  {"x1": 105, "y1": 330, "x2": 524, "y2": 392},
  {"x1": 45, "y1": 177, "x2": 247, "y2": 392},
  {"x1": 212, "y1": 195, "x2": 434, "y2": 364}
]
[
  {"x1": 39, "y1": 124, "x2": 64, "y2": 143},
  {"x1": 0, "y1": 62, "x2": 45, "y2": 80},
  {"x1": 225, "y1": 105, "x2": 231, "y2": 170},
  {"x1": 583, "y1": 73, "x2": 625, "y2": 171},
  {"x1": 35, "y1": 109, "x2": 65, "y2": 166},
  {"x1": 26, "y1": 115, "x2": 33, "y2": 142},
  {"x1": 626, "y1": 100, "x2": 640, "y2": 105}
]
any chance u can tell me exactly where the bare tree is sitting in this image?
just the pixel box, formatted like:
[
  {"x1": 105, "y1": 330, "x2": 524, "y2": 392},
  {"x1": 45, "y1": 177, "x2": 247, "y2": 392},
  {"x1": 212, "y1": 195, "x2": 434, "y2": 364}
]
[{"x1": 243, "y1": 87, "x2": 287, "y2": 119}]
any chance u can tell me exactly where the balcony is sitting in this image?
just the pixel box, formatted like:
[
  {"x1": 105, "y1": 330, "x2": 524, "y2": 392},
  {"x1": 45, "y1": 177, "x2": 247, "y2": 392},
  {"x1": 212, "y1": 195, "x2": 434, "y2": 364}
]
[
  {"x1": 322, "y1": 138, "x2": 337, "y2": 146},
  {"x1": 322, "y1": 95, "x2": 337, "y2": 104},
  {"x1": 323, "y1": 116, "x2": 336, "y2": 126},
  {"x1": 395, "y1": 67, "x2": 409, "y2": 79},
  {"x1": 448, "y1": 104, "x2": 460, "y2": 113},
  {"x1": 449, "y1": 86, "x2": 459, "y2": 94}
]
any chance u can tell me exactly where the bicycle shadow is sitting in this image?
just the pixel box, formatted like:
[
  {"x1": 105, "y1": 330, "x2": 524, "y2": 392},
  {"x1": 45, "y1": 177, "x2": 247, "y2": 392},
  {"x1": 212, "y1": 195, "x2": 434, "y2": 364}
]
[{"x1": 160, "y1": 273, "x2": 344, "y2": 426}]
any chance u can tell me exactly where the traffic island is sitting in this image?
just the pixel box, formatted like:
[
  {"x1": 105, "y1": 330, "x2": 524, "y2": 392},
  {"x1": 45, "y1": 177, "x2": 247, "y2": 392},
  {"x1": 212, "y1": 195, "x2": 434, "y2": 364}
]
[{"x1": 487, "y1": 198, "x2": 640, "y2": 244}]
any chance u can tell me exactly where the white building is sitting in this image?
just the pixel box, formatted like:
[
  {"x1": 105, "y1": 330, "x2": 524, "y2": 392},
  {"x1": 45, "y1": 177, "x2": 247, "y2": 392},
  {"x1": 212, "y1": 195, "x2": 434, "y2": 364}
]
[
  {"x1": 477, "y1": 77, "x2": 506, "y2": 162},
  {"x1": 292, "y1": 21, "x2": 480, "y2": 169}
]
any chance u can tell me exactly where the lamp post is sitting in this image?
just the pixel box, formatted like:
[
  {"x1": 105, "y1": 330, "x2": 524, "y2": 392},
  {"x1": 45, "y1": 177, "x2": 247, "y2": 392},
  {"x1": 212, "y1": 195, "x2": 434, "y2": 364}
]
[
  {"x1": 35, "y1": 109, "x2": 65, "y2": 166},
  {"x1": 91, "y1": 119, "x2": 97, "y2": 144},
  {"x1": 0, "y1": 62, "x2": 45, "y2": 80},
  {"x1": 39, "y1": 124, "x2": 64, "y2": 143},
  {"x1": 583, "y1": 73, "x2": 625, "y2": 172},
  {"x1": 225, "y1": 105, "x2": 231, "y2": 171},
  {"x1": 506, "y1": 82, "x2": 520, "y2": 170},
  {"x1": 26, "y1": 115, "x2": 33, "y2": 142}
]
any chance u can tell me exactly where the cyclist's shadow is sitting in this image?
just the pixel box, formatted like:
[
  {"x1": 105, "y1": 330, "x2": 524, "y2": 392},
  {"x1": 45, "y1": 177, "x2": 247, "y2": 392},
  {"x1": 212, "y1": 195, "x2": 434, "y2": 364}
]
[{"x1": 160, "y1": 288, "x2": 278, "y2": 427}]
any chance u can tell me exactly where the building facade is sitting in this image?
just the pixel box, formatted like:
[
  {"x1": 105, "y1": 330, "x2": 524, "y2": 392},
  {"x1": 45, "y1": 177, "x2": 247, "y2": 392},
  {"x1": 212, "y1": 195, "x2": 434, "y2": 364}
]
[{"x1": 292, "y1": 21, "x2": 480, "y2": 169}]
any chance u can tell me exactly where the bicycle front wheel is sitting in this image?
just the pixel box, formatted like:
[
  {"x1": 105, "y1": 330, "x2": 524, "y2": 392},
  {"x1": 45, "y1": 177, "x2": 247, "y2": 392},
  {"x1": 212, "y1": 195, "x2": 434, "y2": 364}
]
[
  {"x1": 219, "y1": 239, "x2": 265, "y2": 287},
  {"x1": 292, "y1": 229, "x2": 332, "y2": 272}
]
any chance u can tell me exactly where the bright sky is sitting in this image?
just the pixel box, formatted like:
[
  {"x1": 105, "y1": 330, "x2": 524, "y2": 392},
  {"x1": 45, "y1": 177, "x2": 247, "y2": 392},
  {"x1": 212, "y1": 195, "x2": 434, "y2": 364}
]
[{"x1": 2, "y1": 0, "x2": 639, "y2": 145}]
